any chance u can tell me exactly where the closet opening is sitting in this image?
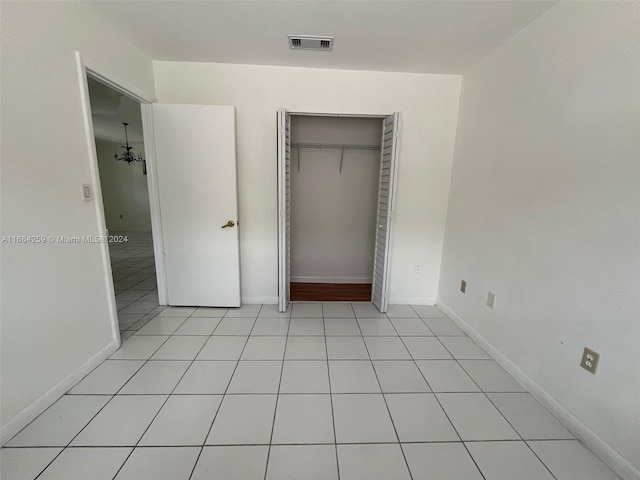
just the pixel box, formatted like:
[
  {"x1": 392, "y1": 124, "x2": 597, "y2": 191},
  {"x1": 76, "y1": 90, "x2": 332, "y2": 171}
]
[
  {"x1": 290, "y1": 115, "x2": 381, "y2": 301},
  {"x1": 277, "y1": 110, "x2": 401, "y2": 312}
]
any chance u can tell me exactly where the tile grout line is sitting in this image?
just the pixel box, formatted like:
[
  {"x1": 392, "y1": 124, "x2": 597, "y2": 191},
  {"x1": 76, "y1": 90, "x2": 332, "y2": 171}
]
[
  {"x1": 113, "y1": 237, "x2": 161, "y2": 331},
  {"x1": 358, "y1": 307, "x2": 415, "y2": 480},
  {"x1": 431, "y1": 332, "x2": 560, "y2": 480},
  {"x1": 327, "y1": 303, "x2": 341, "y2": 480},
  {"x1": 28, "y1": 314, "x2": 183, "y2": 480},
  {"x1": 115, "y1": 285, "x2": 157, "y2": 312},
  {"x1": 482, "y1": 395, "x2": 561, "y2": 480},
  {"x1": 2, "y1": 438, "x2": 579, "y2": 450},
  {"x1": 262, "y1": 304, "x2": 292, "y2": 480},
  {"x1": 1, "y1": 437, "x2": 581, "y2": 450},
  {"x1": 10, "y1": 302, "x2": 580, "y2": 479},
  {"x1": 188, "y1": 306, "x2": 262, "y2": 480},
  {"x1": 122, "y1": 301, "x2": 168, "y2": 333},
  {"x1": 109, "y1": 309, "x2": 203, "y2": 479},
  {"x1": 392, "y1": 317, "x2": 488, "y2": 480},
  {"x1": 440, "y1": 336, "x2": 562, "y2": 480},
  {"x1": 72, "y1": 390, "x2": 530, "y2": 396}
]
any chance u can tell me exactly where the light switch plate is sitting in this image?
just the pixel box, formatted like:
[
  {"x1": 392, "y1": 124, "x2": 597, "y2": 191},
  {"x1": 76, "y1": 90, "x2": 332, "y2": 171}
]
[
  {"x1": 487, "y1": 292, "x2": 496, "y2": 309},
  {"x1": 81, "y1": 183, "x2": 93, "y2": 201}
]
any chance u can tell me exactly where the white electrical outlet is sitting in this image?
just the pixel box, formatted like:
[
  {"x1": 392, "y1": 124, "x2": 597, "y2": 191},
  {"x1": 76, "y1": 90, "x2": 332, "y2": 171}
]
[
  {"x1": 414, "y1": 263, "x2": 421, "y2": 273},
  {"x1": 580, "y1": 347, "x2": 599, "y2": 374},
  {"x1": 487, "y1": 292, "x2": 496, "y2": 309}
]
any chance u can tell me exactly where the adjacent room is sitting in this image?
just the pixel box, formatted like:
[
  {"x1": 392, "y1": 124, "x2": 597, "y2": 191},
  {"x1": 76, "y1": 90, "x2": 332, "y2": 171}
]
[
  {"x1": 1, "y1": 2, "x2": 638, "y2": 480},
  {"x1": 87, "y1": 77, "x2": 161, "y2": 337}
]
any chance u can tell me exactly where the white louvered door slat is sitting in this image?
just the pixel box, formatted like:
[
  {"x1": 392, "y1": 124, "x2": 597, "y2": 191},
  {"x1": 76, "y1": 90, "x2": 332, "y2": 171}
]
[
  {"x1": 371, "y1": 112, "x2": 401, "y2": 313},
  {"x1": 277, "y1": 108, "x2": 291, "y2": 312}
]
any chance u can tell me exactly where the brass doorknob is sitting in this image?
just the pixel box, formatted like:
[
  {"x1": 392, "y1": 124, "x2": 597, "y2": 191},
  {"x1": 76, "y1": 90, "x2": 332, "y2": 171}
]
[{"x1": 221, "y1": 220, "x2": 235, "y2": 229}]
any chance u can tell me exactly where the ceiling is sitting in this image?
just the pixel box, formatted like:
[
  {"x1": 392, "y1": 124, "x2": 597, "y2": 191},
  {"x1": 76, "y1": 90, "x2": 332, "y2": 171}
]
[
  {"x1": 87, "y1": 77, "x2": 144, "y2": 144},
  {"x1": 88, "y1": 1, "x2": 555, "y2": 74}
]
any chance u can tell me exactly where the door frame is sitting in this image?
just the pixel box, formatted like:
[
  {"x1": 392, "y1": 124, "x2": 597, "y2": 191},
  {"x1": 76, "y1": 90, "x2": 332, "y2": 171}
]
[
  {"x1": 277, "y1": 110, "x2": 398, "y2": 312},
  {"x1": 140, "y1": 105, "x2": 169, "y2": 306},
  {"x1": 75, "y1": 52, "x2": 166, "y2": 347}
]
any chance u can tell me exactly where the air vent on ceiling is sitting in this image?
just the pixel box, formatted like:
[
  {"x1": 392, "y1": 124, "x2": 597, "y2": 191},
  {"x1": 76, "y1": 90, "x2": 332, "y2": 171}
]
[{"x1": 288, "y1": 35, "x2": 334, "y2": 51}]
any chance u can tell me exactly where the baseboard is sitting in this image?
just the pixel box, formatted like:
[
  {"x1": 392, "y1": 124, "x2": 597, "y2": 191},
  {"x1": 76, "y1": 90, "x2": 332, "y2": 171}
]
[
  {"x1": 0, "y1": 340, "x2": 118, "y2": 446},
  {"x1": 436, "y1": 300, "x2": 640, "y2": 480},
  {"x1": 242, "y1": 296, "x2": 436, "y2": 306},
  {"x1": 291, "y1": 276, "x2": 372, "y2": 284},
  {"x1": 242, "y1": 296, "x2": 278, "y2": 305},
  {"x1": 389, "y1": 296, "x2": 436, "y2": 305}
]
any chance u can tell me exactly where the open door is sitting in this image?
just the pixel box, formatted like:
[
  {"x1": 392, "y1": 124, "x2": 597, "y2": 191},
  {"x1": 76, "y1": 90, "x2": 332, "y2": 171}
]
[
  {"x1": 277, "y1": 108, "x2": 291, "y2": 312},
  {"x1": 147, "y1": 104, "x2": 240, "y2": 307},
  {"x1": 371, "y1": 112, "x2": 401, "y2": 312}
]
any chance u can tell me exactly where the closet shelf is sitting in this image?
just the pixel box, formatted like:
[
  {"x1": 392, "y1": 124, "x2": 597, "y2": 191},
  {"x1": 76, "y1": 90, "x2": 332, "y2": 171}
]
[
  {"x1": 291, "y1": 142, "x2": 381, "y2": 151},
  {"x1": 292, "y1": 142, "x2": 381, "y2": 174}
]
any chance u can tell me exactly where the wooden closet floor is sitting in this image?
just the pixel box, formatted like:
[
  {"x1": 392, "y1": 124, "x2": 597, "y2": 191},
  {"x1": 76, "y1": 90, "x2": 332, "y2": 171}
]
[{"x1": 290, "y1": 282, "x2": 372, "y2": 302}]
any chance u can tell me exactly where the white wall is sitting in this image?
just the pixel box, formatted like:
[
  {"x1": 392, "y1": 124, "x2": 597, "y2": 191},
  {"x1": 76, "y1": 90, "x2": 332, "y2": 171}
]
[
  {"x1": 439, "y1": 3, "x2": 640, "y2": 478},
  {"x1": 0, "y1": 2, "x2": 155, "y2": 442},
  {"x1": 290, "y1": 116, "x2": 381, "y2": 283},
  {"x1": 153, "y1": 62, "x2": 462, "y2": 303},
  {"x1": 96, "y1": 140, "x2": 152, "y2": 232}
]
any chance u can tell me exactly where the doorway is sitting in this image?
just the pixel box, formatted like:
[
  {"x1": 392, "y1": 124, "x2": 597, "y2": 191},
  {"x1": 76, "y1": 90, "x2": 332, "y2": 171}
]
[
  {"x1": 79, "y1": 58, "x2": 242, "y2": 350},
  {"x1": 86, "y1": 76, "x2": 161, "y2": 338},
  {"x1": 278, "y1": 110, "x2": 401, "y2": 313}
]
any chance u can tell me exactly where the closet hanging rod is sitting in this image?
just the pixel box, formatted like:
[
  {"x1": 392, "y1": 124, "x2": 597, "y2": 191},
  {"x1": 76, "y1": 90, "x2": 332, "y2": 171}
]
[{"x1": 291, "y1": 142, "x2": 381, "y2": 151}]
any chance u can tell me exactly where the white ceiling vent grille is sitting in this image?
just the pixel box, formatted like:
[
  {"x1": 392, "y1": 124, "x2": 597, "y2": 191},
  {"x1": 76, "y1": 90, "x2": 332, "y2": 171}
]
[{"x1": 288, "y1": 35, "x2": 334, "y2": 51}]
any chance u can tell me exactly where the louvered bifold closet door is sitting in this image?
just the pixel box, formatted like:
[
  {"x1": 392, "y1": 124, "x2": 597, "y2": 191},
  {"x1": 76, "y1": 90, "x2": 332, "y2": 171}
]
[
  {"x1": 277, "y1": 108, "x2": 291, "y2": 312},
  {"x1": 371, "y1": 113, "x2": 401, "y2": 313}
]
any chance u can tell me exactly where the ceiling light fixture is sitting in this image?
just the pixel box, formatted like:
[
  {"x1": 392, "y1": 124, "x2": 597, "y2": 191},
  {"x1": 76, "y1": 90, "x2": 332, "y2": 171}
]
[{"x1": 114, "y1": 122, "x2": 144, "y2": 164}]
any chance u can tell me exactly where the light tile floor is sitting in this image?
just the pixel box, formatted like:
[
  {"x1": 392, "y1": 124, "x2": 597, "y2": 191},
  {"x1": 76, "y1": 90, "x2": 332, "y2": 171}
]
[
  {"x1": 0, "y1": 232, "x2": 622, "y2": 480},
  {"x1": 2, "y1": 302, "x2": 622, "y2": 479},
  {"x1": 109, "y1": 231, "x2": 160, "y2": 338}
]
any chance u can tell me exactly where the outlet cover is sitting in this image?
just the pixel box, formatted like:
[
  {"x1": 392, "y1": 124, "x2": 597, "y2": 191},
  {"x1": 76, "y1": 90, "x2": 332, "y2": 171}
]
[
  {"x1": 487, "y1": 292, "x2": 496, "y2": 309},
  {"x1": 460, "y1": 280, "x2": 467, "y2": 293},
  {"x1": 580, "y1": 347, "x2": 599, "y2": 374}
]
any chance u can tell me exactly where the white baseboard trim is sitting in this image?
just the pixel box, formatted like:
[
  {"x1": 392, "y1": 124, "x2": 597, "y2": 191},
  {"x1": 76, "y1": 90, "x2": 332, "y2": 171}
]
[
  {"x1": 0, "y1": 340, "x2": 118, "y2": 446},
  {"x1": 290, "y1": 276, "x2": 372, "y2": 283},
  {"x1": 242, "y1": 296, "x2": 278, "y2": 305},
  {"x1": 389, "y1": 297, "x2": 436, "y2": 305},
  {"x1": 436, "y1": 300, "x2": 640, "y2": 480}
]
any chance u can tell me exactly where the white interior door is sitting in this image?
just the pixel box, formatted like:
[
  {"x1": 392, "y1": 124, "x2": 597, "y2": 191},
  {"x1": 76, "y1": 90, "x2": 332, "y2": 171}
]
[
  {"x1": 371, "y1": 113, "x2": 401, "y2": 312},
  {"x1": 277, "y1": 108, "x2": 291, "y2": 312},
  {"x1": 149, "y1": 104, "x2": 240, "y2": 307}
]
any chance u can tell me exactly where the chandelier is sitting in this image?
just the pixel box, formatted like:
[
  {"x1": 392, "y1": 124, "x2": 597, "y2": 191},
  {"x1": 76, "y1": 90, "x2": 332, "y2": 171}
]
[{"x1": 114, "y1": 122, "x2": 144, "y2": 164}]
